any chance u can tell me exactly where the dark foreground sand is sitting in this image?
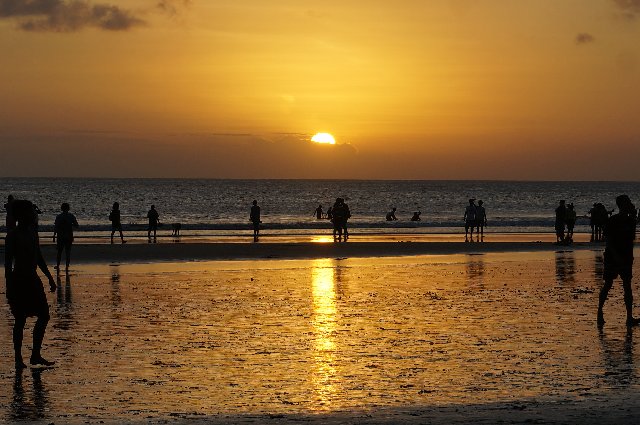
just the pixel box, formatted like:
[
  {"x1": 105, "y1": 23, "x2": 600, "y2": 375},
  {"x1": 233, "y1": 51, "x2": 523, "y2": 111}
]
[{"x1": 2, "y1": 248, "x2": 640, "y2": 424}]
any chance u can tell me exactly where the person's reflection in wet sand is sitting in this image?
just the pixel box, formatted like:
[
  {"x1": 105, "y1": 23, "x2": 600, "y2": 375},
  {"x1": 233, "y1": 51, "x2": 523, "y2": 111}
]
[
  {"x1": 599, "y1": 327, "x2": 635, "y2": 388},
  {"x1": 466, "y1": 254, "x2": 485, "y2": 287},
  {"x1": 10, "y1": 368, "x2": 49, "y2": 421},
  {"x1": 593, "y1": 251, "x2": 604, "y2": 281},
  {"x1": 110, "y1": 265, "x2": 122, "y2": 319},
  {"x1": 55, "y1": 273, "x2": 73, "y2": 332},
  {"x1": 555, "y1": 251, "x2": 576, "y2": 286}
]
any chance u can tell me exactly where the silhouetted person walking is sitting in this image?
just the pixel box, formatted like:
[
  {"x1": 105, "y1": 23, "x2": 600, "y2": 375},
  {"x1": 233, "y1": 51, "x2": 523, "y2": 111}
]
[
  {"x1": 386, "y1": 207, "x2": 398, "y2": 221},
  {"x1": 555, "y1": 200, "x2": 567, "y2": 243},
  {"x1": 598, "y1": 195, "x2": 639, "y2": 327},
  {"x1": 109, "y1": 202, "x2": 126, "y2": 244},
  {"x1": 147, "y1": 205, "x2": 160, "y2": 243},
  {"x1": 5, "y1": 200, "x2": 57, "y2": 369},
  {"x1": 476, "y1": 200, "x2": 487, "y2": 239},
  {"x1": 342, "y1": 199, "x2": 351, "y2": 240},
  {"x1": 314, "y1": 205, "x2": 323, "y2": 220},
  {"x1": 463, "y1": 199, "x2": 477, "y2": 241},
  {"x1": 5, "y1": 195, "x2": 15, "y2": 232},
  {"x1": 53, "y1": 203, "x2": 79, "y2": 272},
  {"x1": 250, "y1": 200, "x2": 261, "y2": 242}
]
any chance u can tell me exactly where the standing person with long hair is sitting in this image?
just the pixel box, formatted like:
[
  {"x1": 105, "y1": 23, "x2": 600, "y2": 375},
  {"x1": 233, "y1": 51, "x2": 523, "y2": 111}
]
[{"x1": 5, "y1": 200, "x2": 57, "y2": 369}]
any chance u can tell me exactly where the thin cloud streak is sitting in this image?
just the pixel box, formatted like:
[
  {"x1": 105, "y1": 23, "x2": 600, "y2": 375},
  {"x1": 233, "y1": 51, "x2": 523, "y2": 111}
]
[{"x1": 0, "y1": 0, "x2": 144, "y2": 31}]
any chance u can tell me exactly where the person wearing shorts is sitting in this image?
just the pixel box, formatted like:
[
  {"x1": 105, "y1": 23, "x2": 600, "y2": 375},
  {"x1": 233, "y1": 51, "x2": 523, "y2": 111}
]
[
  {"x1": 598, "y1": 195, "x2": 639, "y2": 327},
  {"x1": 53, "y1": 203, "x2": 79, "y2": 272}
]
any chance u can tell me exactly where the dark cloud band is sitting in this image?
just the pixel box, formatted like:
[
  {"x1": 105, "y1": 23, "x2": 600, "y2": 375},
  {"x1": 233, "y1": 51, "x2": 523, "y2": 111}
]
[{"x1": 0, "y1": 0, "x2": 144, "y2": 31}]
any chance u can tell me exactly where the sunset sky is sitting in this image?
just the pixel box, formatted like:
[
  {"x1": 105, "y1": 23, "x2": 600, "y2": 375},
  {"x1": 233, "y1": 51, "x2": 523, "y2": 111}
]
[{"x1": 1, "y1": 0, "x2": 639, "y2": 180}]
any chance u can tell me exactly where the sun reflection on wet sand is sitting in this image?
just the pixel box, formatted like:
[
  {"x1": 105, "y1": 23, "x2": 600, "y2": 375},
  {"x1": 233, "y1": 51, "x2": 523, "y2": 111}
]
[{"x1": 311, "y1": 259, "x2": 338, "y2": 408}]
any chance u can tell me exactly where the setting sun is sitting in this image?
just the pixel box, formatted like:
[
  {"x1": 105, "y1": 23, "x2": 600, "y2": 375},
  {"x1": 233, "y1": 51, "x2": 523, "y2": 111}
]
[{"x1": 311, "y1": 133, "x2": 336, "y2": 145}]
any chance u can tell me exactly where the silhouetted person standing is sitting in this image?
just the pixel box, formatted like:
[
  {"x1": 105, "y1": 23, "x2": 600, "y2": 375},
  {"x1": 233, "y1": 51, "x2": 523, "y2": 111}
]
[
  {"x1": 331, "y1": 198, "x2": 347, "y2": 242},
  {"x1": 109, "y1": 202, "x2": 126, "y2": 244},
  {"x1": 463, "y1": 199, "x2": 477, "y2": 241},
  {"x1": 326, "y1": 206, "x2": 333, "y2": 221},
  {"x1": 5, "y1": 200, "x2": 57, "y2": 369},
  {"x1": 147, "y1": 205, "x2": 160, "y2": 243},
  {"x1": 476, "y1": 200, "x2": 487, "y2": 239},
  {"x1": 565, "y1": 203, "x2": 577, "y2": 243},
  {"x1": 250, "y1": 200, "x2": 261, "y2": 242},
  {"x1": 386, "y1": 207, "x2": 398, "y2": 221},
  {"x1": 314, "y1": 205, "x2": 323, "y2": 220},
  {"x1": 342, "y1": 199, "x2": 351, "y2": 240},
  {"x1": 555, "y1": 200, "x2": 567, "y2": 243},
  {"x1": 5, "y1": 195, "x2": 15, "y2": 232},
  {"x1": 53, "y1": 203, "x2": 79, "y2": 272},
  {"x1": 598, "y1": 195, "x2": 639, "y2": 327}
]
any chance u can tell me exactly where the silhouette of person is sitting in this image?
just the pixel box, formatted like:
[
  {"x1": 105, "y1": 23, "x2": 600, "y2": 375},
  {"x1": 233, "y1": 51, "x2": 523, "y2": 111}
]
[
  {"x1": 109, "y1": 202, "x2": 126, "y2": 244},
  {"x1": 476, "y1": 200, "x2": 487, "y2": 239},
  {"x1": 342, "y1": 198, "x2": 351, "y2": 241},
  {"x1": 5, "y1": 194, "x2": 16, "y2": 232},
  {"x1": 250, "y1": 200, "x2": 261, "y2": 242},
  {"x1": 565, "y1": 203, "x2": 577, "y2": 243},
  {"x1": 326, "y1": 206, "x2": 333, "y2": 221},
  {"x1": 4, "y1": 200, "x2": 57, "y2": 369},
  {"x1": 386, "y1": 207, "x2": 398, "y2": 221},
  {"x1": 147, "y1": 205, "x2": 160, "y2": 243},
  {"x1": 598, "y1": 195, "x2": 639, "y2": 327},
  {"x1": 331, "y1": 198, "x2": 348, "y2": 242},
  {"x1": 411, "y1": 211, "x2": 421, "y2": 221},
  {"x1": 463, "y1": 199, "x2": 477, "y2": 241},
  {"x1": 555, "y1": 200, "x2": 567, "y2": 243},
  {"x1": 53, "y1": 203, "x2": 79, "y2": 272},
  {"x1": 314, "y1": 204, "x2": 323, "y2": 220}
]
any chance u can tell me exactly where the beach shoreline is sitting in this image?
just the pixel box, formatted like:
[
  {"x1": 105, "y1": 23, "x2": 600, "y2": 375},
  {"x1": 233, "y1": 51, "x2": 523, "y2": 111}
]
[{"x1": 35, "y1": 239, "x2": 604, "y2": 264}]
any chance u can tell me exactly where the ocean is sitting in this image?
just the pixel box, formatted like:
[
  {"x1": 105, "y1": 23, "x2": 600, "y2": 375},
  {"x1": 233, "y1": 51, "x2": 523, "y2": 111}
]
[{"x1": 1, "y1": 178, "x2": 639, "y2": 236}]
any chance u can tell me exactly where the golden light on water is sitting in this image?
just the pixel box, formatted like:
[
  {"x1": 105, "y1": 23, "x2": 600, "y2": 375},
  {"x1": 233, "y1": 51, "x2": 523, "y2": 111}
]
[
  {"x1": 311, "y1": 259, "x2": 338, "y2": 407},
  {"x1": 311, "y1": 133, "x2": 336, "y2": 145}
]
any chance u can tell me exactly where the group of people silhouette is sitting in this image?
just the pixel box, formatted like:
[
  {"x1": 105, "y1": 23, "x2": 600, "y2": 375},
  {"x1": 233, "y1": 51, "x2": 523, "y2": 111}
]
[{"x1": 463, "y1": 199, "x2": 488, "y2": 241}]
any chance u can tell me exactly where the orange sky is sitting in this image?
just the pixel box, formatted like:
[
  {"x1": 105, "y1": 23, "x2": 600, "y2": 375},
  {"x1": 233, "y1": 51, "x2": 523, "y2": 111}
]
[{"x1": 0, "y1": 0, "x2": 639, "y2": 179}]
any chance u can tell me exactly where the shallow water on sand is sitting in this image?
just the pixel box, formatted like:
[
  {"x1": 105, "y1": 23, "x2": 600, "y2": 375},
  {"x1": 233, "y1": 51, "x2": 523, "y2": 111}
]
[{"x1": 1, "y1": 250, "x2": 639, "y2": 422}]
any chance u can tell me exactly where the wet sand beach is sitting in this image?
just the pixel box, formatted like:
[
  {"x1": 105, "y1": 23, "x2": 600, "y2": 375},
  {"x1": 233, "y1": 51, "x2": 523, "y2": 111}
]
[
  {"x1": 30, "y1": 232, "x2": 596, "y2": 264},
  {"x1": 2, "y1": 246, "x2": 640, "y2": 423}
]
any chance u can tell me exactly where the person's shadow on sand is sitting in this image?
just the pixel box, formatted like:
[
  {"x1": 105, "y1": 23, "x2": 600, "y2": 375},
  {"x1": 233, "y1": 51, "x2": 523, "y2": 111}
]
[{"x1": 599, "y1": 327, "x2": 635, "y2": 388}]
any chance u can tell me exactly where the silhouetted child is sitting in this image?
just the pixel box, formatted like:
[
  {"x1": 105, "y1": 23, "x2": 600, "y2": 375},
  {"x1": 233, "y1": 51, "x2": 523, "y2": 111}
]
[
  {"x1": 463, "y1": 199, "x2": 477, "y2": 241},
  {"x1": 555, "y1": 200, "x2": 567, "y2": 243},
  {"x1": 411, "y1": 211, "x2": 421, "y2": 221},
  {"x1": 250, "y1": 200, "x2": 261, "y2": 242},
  {"x1": 147, "y1": 205, "x2": 160, "y2": 243},
  {"x1": 53, "y1": 203, "x2": 79, "y2": 272},
  {"x1": 314, "y1": 205, "x2": 323, "y2": 220},
  {"x1": 386, "y1": 207, "x2": 398, "y2": 221},
  {"x1": 5, "y1": 200, "x2": 57, "y2": 369},
  {"x1": 598, "y1": 195, "x2": 639, "y2": 327},
  {"x1": 326, "y1": 206, "x2": 333, "y2": 221},
  {"x1": 565, "y1": 203, "x2": 577, "y2": 243},
  {"x1": 109, "y1": 202, "x2": 126, "y2": 244}
]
